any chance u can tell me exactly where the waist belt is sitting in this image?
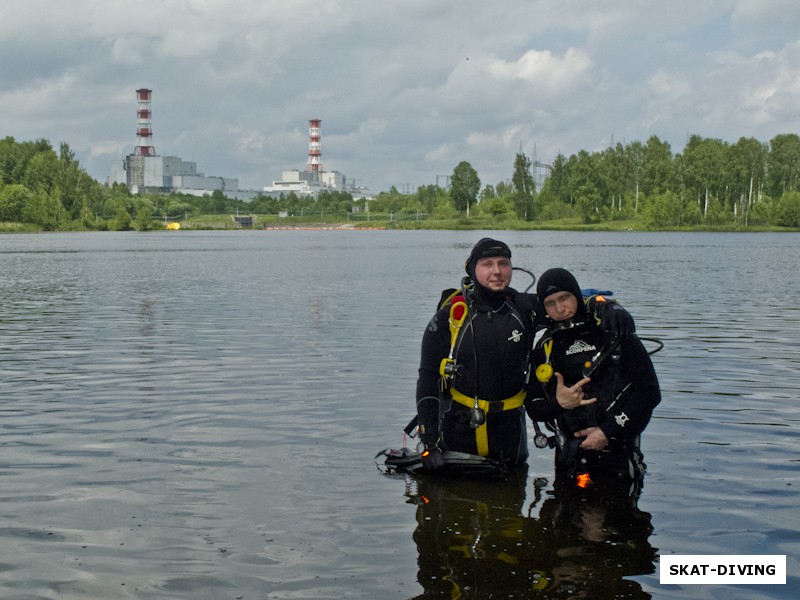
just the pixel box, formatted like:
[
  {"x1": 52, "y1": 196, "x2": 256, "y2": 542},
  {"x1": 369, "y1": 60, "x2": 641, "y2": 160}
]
[
  {"x1": 449, "y1": 388, "x2": 526, "y2": 457},
  {"x1": 450, "y1": 388, "x2": 526, "y2": 412}
]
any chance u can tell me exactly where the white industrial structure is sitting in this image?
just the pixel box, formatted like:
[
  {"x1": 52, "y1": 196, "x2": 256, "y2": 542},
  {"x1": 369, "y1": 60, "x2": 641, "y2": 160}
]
[
  {"x1": 262, "y1": 119, "x2": 370, "y2": 199},
  {"x1": 108, "y1": 88, "x2": 256, "y2": 199},
  {"x1": 109, "y1": 91, "x2": 370, "y2": 200},
  {"x1": 263, "y1": 168, "x2": 346, "y2": 197}
]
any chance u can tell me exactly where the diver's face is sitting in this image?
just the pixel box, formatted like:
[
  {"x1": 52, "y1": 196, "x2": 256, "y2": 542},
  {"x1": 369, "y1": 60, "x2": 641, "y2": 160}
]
[
  {"x1": 543, "y1": 291, "x2": 579, "y2": 321},
  {"x1": 474, "y1": 257, "x2": 512, "y2": 292}
]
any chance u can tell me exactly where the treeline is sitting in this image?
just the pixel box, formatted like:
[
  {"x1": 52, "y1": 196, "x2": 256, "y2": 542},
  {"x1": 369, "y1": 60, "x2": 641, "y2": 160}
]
[
  {"x1": 2, "y1": 133, "x2": 800, "y2": 231},
  {"x1": 0, "y1": 136, "x2": 360, "y2": 230},
  {"x1": 370, "y1": 133, "x2": 800, "y2": 228},
  {"x1": 539, "y1": 133, "x2": 800, "y2": 228}
]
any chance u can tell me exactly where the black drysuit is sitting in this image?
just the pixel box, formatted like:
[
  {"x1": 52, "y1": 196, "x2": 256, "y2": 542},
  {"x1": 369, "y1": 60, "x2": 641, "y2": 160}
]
[
  {"x1": 528, "y1": 319, "x2": 661, "y2": 480},
  {"x1": 416, "y1": 287, "x2": 538, "y2": 465}
]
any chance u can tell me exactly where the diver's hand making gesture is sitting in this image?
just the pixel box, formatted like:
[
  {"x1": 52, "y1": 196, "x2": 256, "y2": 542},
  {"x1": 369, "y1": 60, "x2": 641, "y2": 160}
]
[{"x1": 554, "y1": 373, "x2": 597, "y2": 410}]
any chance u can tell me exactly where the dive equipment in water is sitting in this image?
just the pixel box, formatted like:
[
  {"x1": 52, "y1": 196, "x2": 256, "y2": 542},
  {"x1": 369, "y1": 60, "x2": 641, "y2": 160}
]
[{"x1": 375, "y1": 447, "x2": 510, "y2": 479}]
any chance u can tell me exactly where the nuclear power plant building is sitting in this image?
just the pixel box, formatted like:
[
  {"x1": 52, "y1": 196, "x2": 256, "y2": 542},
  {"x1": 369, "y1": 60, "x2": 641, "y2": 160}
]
[
  {"x1": 109, "y1": 90, "x2": 369, "y2": 200},
  {"x1": 108, "y1": 89, "x2": 255, "y2": 200}
]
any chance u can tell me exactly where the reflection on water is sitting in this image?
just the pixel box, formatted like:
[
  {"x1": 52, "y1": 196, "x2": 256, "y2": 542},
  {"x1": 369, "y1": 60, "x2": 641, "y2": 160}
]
[
  {"x1": 1, "y1": 231, "x2": 798, "y2": 599},
  {"x1": 406, "y1": 471, "x2": 655, "y2": 599}
]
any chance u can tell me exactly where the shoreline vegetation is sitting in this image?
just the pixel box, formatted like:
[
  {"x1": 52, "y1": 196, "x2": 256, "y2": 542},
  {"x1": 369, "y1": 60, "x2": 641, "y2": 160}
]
[
  {"x1": 3, "y1": 214, "x2": 797, "y2": 233},
  {"x1": 2, "y1": 133, "x2": 800, "y2": 234}
]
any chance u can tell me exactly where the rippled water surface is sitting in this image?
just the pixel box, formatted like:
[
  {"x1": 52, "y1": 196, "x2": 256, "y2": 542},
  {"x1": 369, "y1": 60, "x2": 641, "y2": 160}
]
[{"x1": 1, "y1": 230, "x2": 798, "y2": 599}]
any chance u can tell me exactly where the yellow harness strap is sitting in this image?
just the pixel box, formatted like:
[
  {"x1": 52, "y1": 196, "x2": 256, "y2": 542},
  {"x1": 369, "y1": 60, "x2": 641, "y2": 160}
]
[
  {"x1": 450, "y1": 388, "x2": 526, "y2": 456},
  {"x1": 439, "y1": 300, "x2": 469, "y2": 378}
]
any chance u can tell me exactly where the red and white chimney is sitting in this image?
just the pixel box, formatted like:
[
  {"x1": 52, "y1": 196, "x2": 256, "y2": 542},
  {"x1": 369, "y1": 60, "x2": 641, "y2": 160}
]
[
  {"x1": 307, "y1": 119, "x2": 322, "y2": 174},
  {"x1": 134, "y1": 88, "x2": 156, "y2": 156}
]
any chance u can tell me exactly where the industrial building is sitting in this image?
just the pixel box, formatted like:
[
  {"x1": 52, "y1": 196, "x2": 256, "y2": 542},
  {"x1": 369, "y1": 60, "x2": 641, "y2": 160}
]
[
  {"x1": 108, "y1": 89, "x2": 370, "y2": 201},
  {"x1": 262, "y1": 119, "x2": 370, "y2": 200},
  {"x1": 108, "y1": 89, "x2": 257, "y2": 200},
  {"x1": 262, "y1": 168, "x2": 345, "y2": 197}
]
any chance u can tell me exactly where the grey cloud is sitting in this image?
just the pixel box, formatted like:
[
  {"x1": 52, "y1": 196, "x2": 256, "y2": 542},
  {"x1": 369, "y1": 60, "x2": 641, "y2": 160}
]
[{"x1": 3, "y1": 0, "x2": 799, "y2": 193}]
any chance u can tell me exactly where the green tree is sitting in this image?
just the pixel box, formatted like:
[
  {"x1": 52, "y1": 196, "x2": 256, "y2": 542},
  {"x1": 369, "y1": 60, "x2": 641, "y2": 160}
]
[
  {"x1": 416, "y1": 184, "x2": 448, "y2": 216},
  {"x1": 211, "y1": 189, "x2": 228, "y2": 213},
  {"x1": 601, "y1": 143, "x2": 628, "y2": 213},
  {"x1": 430, "y1": 194, "x2": 458, "y2": 219},
  {"x1": 371, "y1": 186, "x2": 408, "y2": 213},
  {"x1": 250, "y1": 194, "x2": 280, "y2": 214},
  {"x1": 642, "y1": 190, "x2": 702, "y2": 228},
  {"x1": 56, "y1": 142, "x2": 83, "y2": 218},
  {"x1": 511, "y1": 152, "x2": 535, "y2": 220},
  {"x1": 535, "y1": 183, "x2": 576, "y2": 221},
  {"x1": 575, "y1": 184, "x2": 602, "y2": 223},
  {"x1": 102, "y1": 184, "x2": 134, "y2": 221},
  {"x1": 476, "y1": 196, "x2": 514, "y2": 219},
  {"x1": 775, "y1": 191, "x2": 800, "y2": 227},
  {"x1": 748, "y1": 196, "x2": 773, "y2": 226},
  {"x1": 767, "y1": 133, "x2": 800, "y2": 197},
  {"x1": 110, "y1": 206, "x2": 133, "y2": 231},
  {"x1": 642, "y1": 135, "x2": 674, "y2": 196},
  {"x1": 23, "y1": 186, "x2": 66, "y2": 230},
  {"x1": 728, "y1": 137, "x2": 768, "y2": 223},
  {"x1": 134, "y1": 198, "x2": 157, "y2": 230},
  {"x1": 450, "y1": 161, "x2": 480, "y2": 216},
  {"x1": 0, "y1": 137, "x2": 52, "y2": 185},
  {"x1": 546, "y1": 153, "x2": 570, "y2": 204},
  {"x1": 625, "y1": 141, "x2": 645, "y2": 213},
  {"x1": 166, "y1": 200, "x2": 196, "y2": 219},
  {"x1": 642, "y1": 191, "x2": 680, "y2": 229},
  {"x1": 23, "y1": 150, "x2": 58, "y2": 193},
  {"x1": 495, "y1": 181, "x2": 513, "y2": 198},
  {"x1": 0, "y1": 183, "x2": 32, "y2": 222},
  {"x1": 683, "y1": 135, "x2": 727, "y2": 216},
  {"x1": 566, "y1": 151, "x2": 603, "y2": 222}
]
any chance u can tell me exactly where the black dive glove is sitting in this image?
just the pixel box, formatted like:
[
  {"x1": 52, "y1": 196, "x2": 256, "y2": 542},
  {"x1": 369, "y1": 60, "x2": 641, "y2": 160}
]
[
  {"x1": 592, "y1": 298, "x2": 635, "y2": 337},
  {"x1": 556, "y1": 437, "x2": 584, "y2": 479},
  {"x1": 419, "y1": 432, "x2": 445, "y2": 471}
]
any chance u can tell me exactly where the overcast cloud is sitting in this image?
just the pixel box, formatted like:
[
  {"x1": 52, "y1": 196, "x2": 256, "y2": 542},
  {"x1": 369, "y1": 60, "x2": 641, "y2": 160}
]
[{"x1": 2, "y1": 0, "x2": 798, "y2": 193}]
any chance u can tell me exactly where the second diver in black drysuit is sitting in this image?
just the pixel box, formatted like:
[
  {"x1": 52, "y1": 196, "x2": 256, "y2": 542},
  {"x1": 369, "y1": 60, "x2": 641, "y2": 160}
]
[{"x1": 527, "y1": 268, "x2": 661, "y2": 484}]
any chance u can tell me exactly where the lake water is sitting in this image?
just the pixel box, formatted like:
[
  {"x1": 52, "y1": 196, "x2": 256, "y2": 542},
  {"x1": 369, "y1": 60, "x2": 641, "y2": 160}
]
[{"x1": 0, "y1": 230, "x2": 798, "y2": 599}]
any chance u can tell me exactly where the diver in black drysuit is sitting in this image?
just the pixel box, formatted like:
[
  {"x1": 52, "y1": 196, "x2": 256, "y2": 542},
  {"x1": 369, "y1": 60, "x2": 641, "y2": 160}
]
[
  {"x1": 415, "y1": 239, "x2": 636, "y2": 470},
  {"x1": 416, "y1": 275, "x2": 537, "y2": 465},
  {"x1": 527, "y1": 268, "x2": 661, "y2": 484}
]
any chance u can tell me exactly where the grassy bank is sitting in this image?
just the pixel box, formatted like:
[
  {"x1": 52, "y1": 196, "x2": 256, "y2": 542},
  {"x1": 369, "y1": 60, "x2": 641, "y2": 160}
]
[
  {"x1": 3, "y1": 214, "x2": 798, "y2": 233},
  {"x1": 0, "y1": 222, "x2": 42, "y2": 233},
  {"x1": 366, "y1": 217, "x2": 795, "y2": 233}
]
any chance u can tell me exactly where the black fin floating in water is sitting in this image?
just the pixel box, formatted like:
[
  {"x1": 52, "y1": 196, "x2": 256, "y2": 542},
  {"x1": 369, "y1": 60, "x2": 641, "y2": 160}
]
[{"x1": 375, "y1": 448, "x2": 509, "y2": 479}]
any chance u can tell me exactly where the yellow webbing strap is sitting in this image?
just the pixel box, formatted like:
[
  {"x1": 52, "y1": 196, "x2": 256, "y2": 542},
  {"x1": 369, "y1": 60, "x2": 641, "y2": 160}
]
[
  {"x1": 439, "y1": 300, "x2": 469, "y2": 378},
  {"x1": 450, "y1": 388, "x2": 526, "y2": 456},
  {"x1": 448, "y1": 300, "x2": 468, "y2": 347}
]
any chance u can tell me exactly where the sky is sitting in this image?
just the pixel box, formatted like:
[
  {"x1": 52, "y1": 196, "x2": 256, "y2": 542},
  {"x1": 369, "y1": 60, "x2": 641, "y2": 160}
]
[{"x1": 2, "y1": 0, "x2": 799, "y2": 194}]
